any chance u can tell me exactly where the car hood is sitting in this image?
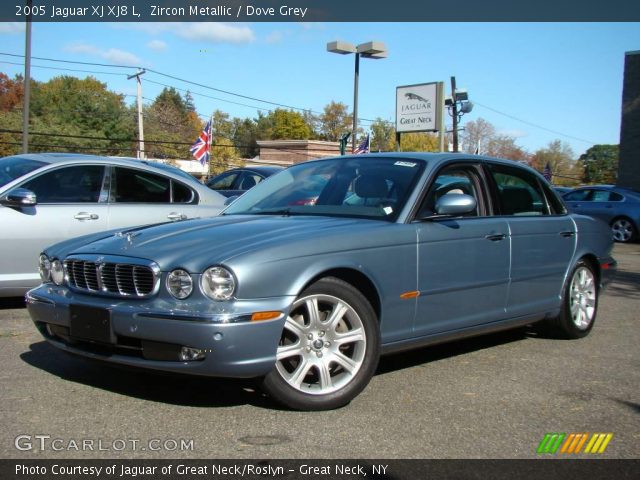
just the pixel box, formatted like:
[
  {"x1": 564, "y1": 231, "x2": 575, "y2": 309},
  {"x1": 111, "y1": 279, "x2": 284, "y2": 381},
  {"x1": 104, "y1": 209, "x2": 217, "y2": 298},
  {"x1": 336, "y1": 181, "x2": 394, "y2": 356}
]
[{"x1": 53, "y1": 215, "x2": 396, "y2": 271}]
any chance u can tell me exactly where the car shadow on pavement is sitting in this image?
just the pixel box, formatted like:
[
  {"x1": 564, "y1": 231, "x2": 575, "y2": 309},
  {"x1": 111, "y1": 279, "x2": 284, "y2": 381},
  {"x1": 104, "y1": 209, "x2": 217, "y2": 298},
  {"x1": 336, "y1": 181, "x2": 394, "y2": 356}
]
[
  {"x1": 604, "y1": 269, "x2": 640, "y2": 299},
  {"x1": 20, "y1": 341, "x2": 279, "y2": 409},
  {"x1": 0, "y1": 297, "x2": 26, "y2": 310},
  {"x1": 376, "y1": 327, "x2": 530, "y2": 375},
  {"x1": 21, "y1": 329, "x2": 535, "y2": 411}
]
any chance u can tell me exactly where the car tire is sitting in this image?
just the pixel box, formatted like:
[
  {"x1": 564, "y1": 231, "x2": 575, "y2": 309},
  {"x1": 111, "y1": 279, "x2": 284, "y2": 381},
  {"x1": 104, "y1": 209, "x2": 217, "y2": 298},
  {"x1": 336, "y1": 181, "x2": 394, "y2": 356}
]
[
  {"x1": 261, "y1": 277, "x2": 380, "y2": 410},
  {"x1": 610, "y1": 217, "x2": 637, "y2": 243},
  {"x1": 545, "y1": 259, "x2": 599, "y2": 339}
]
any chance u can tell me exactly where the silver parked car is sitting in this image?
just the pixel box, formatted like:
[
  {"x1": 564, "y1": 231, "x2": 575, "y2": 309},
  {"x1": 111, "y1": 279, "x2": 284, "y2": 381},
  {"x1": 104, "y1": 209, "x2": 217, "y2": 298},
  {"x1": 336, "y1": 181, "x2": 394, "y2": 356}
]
[
  {"x1": 562, "y1": 185, "x2": 640, "y2": 243},
  {"x1": 27, "y1": 153, "x2": 615, "y2": 410},
  {"x1": 0, "y1": 153, "x2": 226, "y2": 296}
]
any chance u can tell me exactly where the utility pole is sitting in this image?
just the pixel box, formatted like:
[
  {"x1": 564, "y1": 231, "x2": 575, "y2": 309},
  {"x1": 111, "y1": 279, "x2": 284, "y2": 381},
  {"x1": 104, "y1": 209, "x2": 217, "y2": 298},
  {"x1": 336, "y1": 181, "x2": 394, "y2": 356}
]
[
  {"x1": 22, "y1": 0, "x2": 33, "y2": 153},
  {"x1": 450, "y1": 76, "x2": 459, "y2": 152},
  {"x1": 128, "y1": 69, "x2": 146, "y2": 159}
]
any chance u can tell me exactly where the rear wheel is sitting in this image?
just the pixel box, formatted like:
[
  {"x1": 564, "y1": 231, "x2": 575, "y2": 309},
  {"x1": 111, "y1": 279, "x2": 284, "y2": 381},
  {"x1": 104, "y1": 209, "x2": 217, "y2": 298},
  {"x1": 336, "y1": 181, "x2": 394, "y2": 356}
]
[
  {"x1": 611, "y1": 217, "x2": 637, "y2": 243},
  {"x1": 546, "y1": 259, "x2": 598, "y2": 339},
  {"x1": 262, "y1": 277, "x2": 380, "y2": 410}
]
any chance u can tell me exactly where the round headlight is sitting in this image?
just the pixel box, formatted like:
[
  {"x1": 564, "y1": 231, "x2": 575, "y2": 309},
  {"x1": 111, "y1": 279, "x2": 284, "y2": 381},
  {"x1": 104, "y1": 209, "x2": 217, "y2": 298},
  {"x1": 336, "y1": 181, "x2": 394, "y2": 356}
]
[
  {"x1": 50, "y1": 259, "x2": 65, "y2": 285},
  {"x1": 38, "y1": 254, "x2": 51, "y2": 282},
  {"x1": 201, "y1": 266, "x2": 236, "y2": 301},
  {"x1": 166, "y1": 269, "x2": 193, "y2": 299}
]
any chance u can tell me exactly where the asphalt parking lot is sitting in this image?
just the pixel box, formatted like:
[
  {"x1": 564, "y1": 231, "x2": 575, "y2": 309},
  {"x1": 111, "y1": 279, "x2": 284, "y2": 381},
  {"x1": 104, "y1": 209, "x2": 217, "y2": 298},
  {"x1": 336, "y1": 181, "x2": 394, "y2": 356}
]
[{"x1": 1, "y1": 243, "x2": 638, "y2": 459}]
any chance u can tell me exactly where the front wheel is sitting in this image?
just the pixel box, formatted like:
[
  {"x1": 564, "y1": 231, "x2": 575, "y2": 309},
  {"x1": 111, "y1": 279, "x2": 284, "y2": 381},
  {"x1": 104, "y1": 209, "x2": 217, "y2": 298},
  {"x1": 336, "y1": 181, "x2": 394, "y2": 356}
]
[
  {"x1": 261, "y1": 277, "x2": 380, "y2": 410},
  {"x1": 545, "y1": 259, "x2": 599, "y2": 339}
]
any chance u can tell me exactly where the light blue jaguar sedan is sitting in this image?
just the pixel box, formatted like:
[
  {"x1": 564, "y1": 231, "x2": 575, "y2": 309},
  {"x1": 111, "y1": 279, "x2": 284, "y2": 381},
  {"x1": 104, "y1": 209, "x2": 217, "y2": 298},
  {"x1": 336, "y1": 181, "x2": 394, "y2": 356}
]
[{"x1": 26, "y1": 153, "x2": 616, "y2": 410}]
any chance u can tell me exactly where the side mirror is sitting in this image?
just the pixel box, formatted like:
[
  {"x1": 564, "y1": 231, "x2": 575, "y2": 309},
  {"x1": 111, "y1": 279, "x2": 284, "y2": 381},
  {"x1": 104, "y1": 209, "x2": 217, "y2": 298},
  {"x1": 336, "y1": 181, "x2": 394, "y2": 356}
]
[
  {"x1": 434, "y1": 193, "x2": 476, "y2": 216},
  {"x1": 1, "y1": 188, "x2": 37, "y2": 207}
]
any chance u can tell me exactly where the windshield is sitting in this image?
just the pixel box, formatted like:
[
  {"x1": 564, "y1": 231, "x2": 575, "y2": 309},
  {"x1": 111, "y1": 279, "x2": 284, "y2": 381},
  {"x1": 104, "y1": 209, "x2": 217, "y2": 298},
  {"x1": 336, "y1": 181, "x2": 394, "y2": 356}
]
[
  {"x1": 0, "y1": 156, "x2": 46, "y2": 188},
  {"x1": 224, "y1": 156, "x2": 426, "y2": 221}
]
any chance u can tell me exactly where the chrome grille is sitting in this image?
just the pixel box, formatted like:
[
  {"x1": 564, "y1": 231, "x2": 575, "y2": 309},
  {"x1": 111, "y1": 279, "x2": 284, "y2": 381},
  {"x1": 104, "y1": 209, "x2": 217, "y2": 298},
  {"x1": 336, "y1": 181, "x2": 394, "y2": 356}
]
[{"x1": 64, "y1": 257, "x2": 159, "y2": 298}]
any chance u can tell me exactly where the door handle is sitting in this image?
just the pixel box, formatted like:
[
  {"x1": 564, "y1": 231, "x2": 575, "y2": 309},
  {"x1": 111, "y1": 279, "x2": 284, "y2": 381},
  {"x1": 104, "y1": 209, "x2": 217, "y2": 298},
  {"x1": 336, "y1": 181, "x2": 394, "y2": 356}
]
[
  {"x1": 559, "y1": 231, "x2": 575, "y2": 237},
  {"x1": 485, "y1": 233, "x2": 506, "y2": 242},
  {"x1": 167, "y1": 212, "x2": 187, "y2": 221},
  {"x1": 74, "y1": 212, "x2": 99, "y2": 221}
]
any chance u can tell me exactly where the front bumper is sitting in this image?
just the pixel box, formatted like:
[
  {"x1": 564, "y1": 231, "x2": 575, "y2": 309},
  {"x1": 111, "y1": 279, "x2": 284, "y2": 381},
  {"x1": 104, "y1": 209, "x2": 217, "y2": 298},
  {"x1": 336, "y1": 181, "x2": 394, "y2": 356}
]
[{"x1": 26, "y1": 285, "x2": 294, "y2": 378}]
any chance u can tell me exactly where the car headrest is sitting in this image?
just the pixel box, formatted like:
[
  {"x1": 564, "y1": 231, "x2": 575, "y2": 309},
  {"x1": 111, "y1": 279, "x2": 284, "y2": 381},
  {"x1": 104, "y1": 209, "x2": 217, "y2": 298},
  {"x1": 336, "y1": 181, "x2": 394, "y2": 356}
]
[
  {"x1": 354, "y1": 175, "x2": 388, "y2": 198},
  {"x1": 502, "y1": 187, "x2": 533, "y2": 214}
]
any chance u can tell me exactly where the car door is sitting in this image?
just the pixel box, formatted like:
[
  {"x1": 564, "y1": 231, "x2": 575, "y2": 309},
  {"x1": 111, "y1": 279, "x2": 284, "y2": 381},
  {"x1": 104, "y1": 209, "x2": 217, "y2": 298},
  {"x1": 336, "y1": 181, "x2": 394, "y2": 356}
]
[
  {"x1": 566, "y1": 188, "x2": 624, "y2": 223},
  {"x1": 106, "y1": 166, "x2": 201, "y2": 229},
  {"x1": 486, "y1": 163, "x2": 576, "y2": 317},
  {"x1": 0, "y1": 164, "x2": 108, "y2": 292},
  {"x1": 413, "y1": 163, "x2": 511, "y2": 336}
]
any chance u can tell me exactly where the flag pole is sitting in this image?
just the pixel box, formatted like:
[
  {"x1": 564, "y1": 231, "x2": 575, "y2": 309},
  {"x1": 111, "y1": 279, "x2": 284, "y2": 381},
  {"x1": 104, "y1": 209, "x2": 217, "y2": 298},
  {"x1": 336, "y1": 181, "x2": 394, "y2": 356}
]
[{"x1": 207, "y1": 114, "x2": 213, "y2": 179}]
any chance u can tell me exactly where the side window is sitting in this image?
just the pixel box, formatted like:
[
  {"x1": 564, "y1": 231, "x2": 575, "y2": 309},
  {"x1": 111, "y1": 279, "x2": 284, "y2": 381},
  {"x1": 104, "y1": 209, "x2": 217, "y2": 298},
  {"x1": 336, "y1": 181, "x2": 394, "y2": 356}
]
[
  {"x1": 172, "y1": 180, "x2": 195, "y2": 204},
  {"x1": 208, "y1": 172, "x2": 238, "y2": 190},
  {"x1": 541, "y1": 182, "x2": 567, "y2": 215},
  {"x1": 20, "y1": 165, "x2": 105, "y2": 203},
  {"x1": 112, "y1": 167, "x2": 170, "y2": 203},
  {"x1": 488, "y1": 164, "x2": 548, "y2": 216},
  {"x1": 237, "y1": 172, "x2": 261, "y2": 191},
  {"x1": 564, "y1": 190, "x2": 592, "y2": 202},
  {"x1": 591, "y1": 190, "x2": 611, "y2": 202},
  {"x1": 609, "y1": 192, "x2": 624, "y2": 202},
  {"x1": 418, "y1": 166, "x2": 482, "y2": 218}
]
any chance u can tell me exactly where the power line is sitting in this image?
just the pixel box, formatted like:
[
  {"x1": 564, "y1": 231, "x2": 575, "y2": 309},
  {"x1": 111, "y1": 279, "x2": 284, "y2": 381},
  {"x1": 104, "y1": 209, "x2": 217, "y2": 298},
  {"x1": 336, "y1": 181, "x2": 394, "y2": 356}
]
[
  {"x1": 0, "y1": 51, "x2": 384, "y2": 126},
  {"x1": 473, "y1": 101, "x2": 596, "y2": 145},
  {"x1": 0, "y1": 60, "x2": 127, "y2": 77}
]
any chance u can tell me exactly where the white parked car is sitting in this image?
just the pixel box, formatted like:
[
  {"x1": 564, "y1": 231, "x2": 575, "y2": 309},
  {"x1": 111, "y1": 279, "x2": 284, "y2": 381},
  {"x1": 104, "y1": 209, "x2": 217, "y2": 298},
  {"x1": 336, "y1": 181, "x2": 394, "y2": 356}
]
[{"x1": 0, "y1": 153, "x2": 226, "y2": 297}]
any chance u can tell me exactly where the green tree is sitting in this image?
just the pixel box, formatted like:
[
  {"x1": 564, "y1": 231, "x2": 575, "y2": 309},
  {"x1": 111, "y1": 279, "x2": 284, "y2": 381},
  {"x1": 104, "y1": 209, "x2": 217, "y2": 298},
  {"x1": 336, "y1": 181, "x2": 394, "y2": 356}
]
[
  {"x1": 370, "y1": 118, "x2": 395, "y2": 152},
  {"x1": 28, "y1": 75, "x2": 135, "y2": 155},
  {"x1": 531, "y1": 140, "x2": 576, "y2": 185},
  {"x1": 232, "y1": 117, "x2": 259, "y2": 158},
  {"x1": 319, "y1": 101, "x2": 351, "y2": 141},
  {"x1": 400, "y1": 132, "x2": 439, "y2": 152},
  {"x1": 256, "y1": 109, "x2": 311, "y2": 140},
  {"x1": 580, "y1": 144, "x2": 619, "y2": 184}
]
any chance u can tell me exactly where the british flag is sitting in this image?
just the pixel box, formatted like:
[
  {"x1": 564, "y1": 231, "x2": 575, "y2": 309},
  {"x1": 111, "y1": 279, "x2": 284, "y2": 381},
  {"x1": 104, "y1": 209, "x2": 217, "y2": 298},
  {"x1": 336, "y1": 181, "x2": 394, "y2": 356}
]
[
  {"x1": 190, "y1": 119, "x2": 212, "y2": 166},
  {"x1": 352, "y1": 134, "x2": 370, "y2": 154}
]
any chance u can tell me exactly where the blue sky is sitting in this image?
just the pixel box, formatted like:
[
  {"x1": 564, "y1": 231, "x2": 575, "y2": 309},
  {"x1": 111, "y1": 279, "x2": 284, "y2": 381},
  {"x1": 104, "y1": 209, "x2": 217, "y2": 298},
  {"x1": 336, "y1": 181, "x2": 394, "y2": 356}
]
[{"x1": 0, "y1": 21, "x2": 638, "y2": 156}]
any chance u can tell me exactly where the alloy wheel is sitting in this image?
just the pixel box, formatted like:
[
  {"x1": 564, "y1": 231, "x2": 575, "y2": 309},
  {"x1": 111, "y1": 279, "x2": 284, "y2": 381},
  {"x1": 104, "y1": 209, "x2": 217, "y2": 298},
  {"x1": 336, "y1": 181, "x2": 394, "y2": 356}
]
[
  {"x1": 569, "y1": 266, "x2": 596, "y2": 330},
  {"x1": 275, "y1": 294, "x2": 366, "y2": 395}
]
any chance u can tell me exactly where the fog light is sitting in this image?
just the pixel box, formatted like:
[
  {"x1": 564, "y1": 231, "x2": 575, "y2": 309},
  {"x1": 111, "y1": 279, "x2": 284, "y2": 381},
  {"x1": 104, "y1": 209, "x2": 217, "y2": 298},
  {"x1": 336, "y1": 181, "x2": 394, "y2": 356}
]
[{"x1": 179, "y1": 346, "x2": 206, "y2": 361}]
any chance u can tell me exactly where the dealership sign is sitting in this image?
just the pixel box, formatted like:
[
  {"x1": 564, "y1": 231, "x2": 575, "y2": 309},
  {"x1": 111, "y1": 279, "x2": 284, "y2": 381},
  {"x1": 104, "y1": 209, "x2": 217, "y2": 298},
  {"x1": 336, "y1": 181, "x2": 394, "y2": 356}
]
[{"x1": 396, "y1": 82, "x2": 442, "y2": 133}]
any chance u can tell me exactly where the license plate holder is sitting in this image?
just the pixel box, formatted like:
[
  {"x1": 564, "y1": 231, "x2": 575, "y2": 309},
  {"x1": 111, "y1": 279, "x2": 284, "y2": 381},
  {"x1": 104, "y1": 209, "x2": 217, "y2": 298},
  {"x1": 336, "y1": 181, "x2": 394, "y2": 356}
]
[{"x1": 69, "y1": 305, "x2": 112, "y2": 344}]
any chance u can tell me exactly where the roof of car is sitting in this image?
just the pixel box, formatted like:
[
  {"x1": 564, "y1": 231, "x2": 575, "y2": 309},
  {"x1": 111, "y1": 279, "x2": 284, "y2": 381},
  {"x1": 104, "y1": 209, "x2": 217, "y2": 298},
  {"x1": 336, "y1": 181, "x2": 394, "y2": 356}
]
[
  {"x1": 5, "y1": 153, "x2": 196, "y2": 179},
  {"x1": 230, "y1": 165, "x2": 284, "y2": 174}
]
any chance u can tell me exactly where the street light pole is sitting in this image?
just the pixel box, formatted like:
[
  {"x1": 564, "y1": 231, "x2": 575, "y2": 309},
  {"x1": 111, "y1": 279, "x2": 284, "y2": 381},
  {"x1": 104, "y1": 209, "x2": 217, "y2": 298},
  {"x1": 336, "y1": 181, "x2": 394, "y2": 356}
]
[
  {"x1": 327, "y1": 41, "x2": 387, "y2": 153},
  {"x1": 22, "y1": 0, "x2": 33, "y2": 153},
  {"x1": 352, "y1": 52, "x2": 360, "y2": 152}
]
